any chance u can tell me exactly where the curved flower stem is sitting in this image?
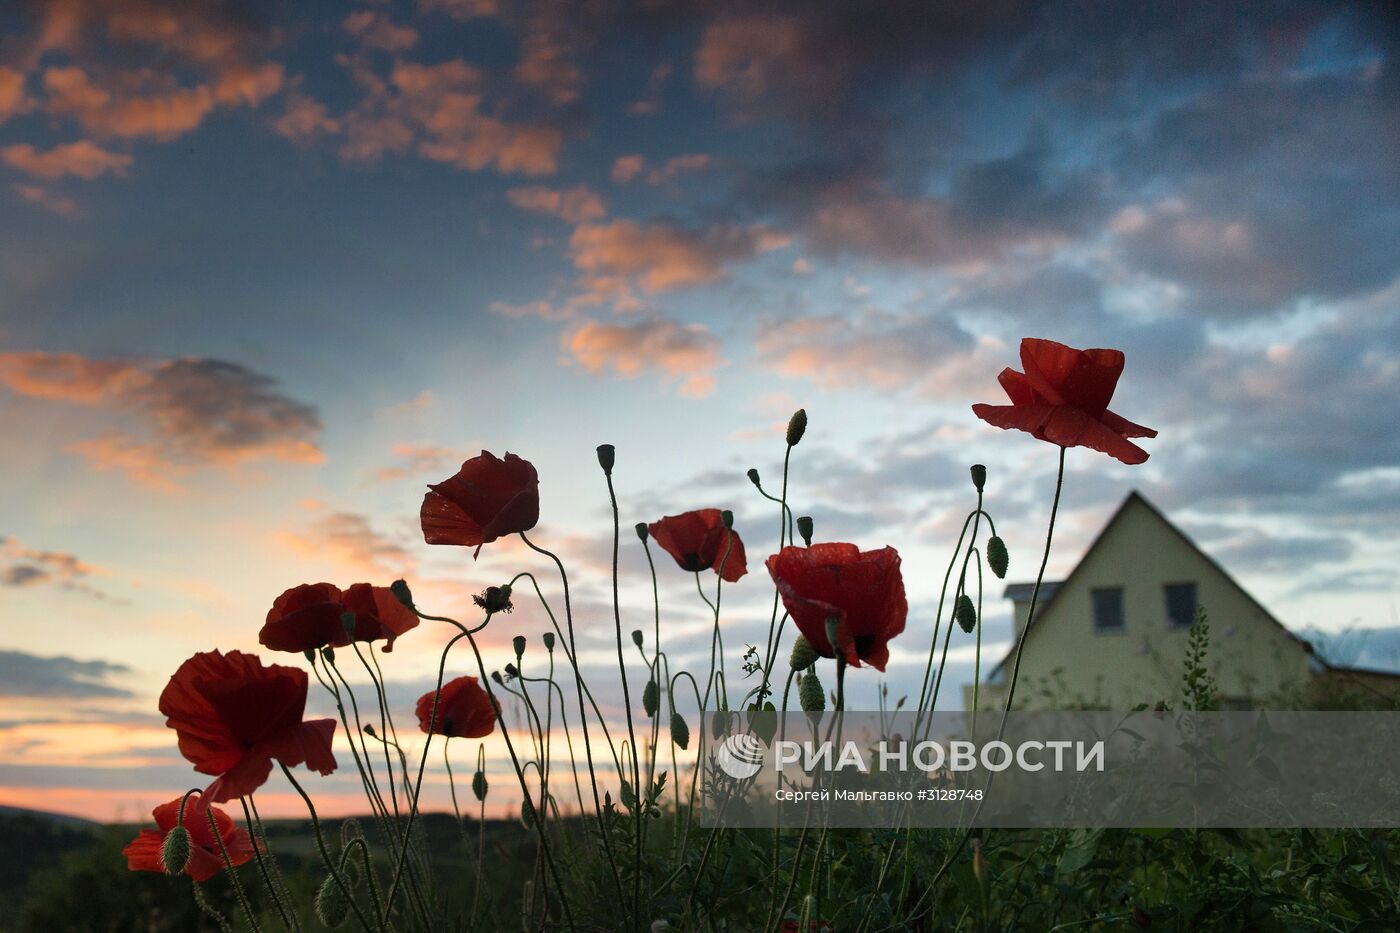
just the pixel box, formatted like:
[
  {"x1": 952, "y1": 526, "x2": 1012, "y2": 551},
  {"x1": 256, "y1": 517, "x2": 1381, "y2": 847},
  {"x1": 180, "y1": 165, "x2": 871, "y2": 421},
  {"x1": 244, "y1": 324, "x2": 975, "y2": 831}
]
[
  {"x1": 246, "y1": 796, "x2": 299, "y2": 924},
  {"x1": 383, "y1": 630, "x2": 465, "y2": 921},
  {"x1": 602, "y1": 461, "x2": 644, "y2": 933},
  {"x1": 669, "y1": 668, "x2": 706, "y2": 858},
  {"x1": 316, "y1": 656, "x2": 391, "y2": 826},
  {"x1": 518, "y1": 533, "x2": 627, "y2": 912},
  {"x1": 279, "y1": 763, "x2": 379, "y2": 933},
  {"x1": 198, "y1": 801, "x2": 261, "y2": 932},
  {"x1": 238, "y1": 796, "x2": 300, "y2": 932},
  {"x1": 472, "y1": 742, "x2": 487, "y2": 925},
  {"x1": 640, "y1": 536, "x2": 662, "y2": 851},
  {"x1": 190, "y1": 880, "x2": 234, "y2": 933},
  {"x1": 519, "y1": 671, "x2": 587, "y2": 815},
  {"x1": 343, "y1": 837, "x2": 384, "y2": 922}
]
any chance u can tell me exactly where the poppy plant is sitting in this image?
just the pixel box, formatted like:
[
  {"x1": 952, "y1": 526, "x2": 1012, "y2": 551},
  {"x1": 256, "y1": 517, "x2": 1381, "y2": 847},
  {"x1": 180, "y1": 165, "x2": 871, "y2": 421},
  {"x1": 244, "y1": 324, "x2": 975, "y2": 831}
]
[
  {"x1": 259, "y1": 582, "x2": 419, "y2": 653},
  {"x1": 123, "y1": 795, "x2": 255, "y2": 881},
  {"x1": 647, "y1": 509, "x2": 748, "y2": 582},
  {"x1": 971, "y1": 337, "x2": 1157, "y2": 465},
  {"x1": 766, "y1": 543, "x2": 907, "y2": 671},
  {"x1": 416, "y1": 675, "x2": 499, "y2": 738},
  {"x1": 159, "y1": 649, "x2": 338, "y2": 802},
  {"x1": 421, "y1": 450, "x2": 540, "y2": 557}
]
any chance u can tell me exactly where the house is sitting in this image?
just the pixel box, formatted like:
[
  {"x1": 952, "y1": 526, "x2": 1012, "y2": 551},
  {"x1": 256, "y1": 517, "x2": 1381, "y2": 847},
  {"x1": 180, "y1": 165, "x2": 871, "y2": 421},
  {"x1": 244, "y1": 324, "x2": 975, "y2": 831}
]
[{"x1": 965, "y1": 491, "x2": 1400, "y2": 710}]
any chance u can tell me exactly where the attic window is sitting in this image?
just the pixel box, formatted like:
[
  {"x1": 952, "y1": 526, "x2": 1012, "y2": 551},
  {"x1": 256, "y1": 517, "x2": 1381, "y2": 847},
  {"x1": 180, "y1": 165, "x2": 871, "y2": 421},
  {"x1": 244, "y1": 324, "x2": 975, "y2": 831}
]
[
  {"x1": 1091, "y1": 587, "x2": 1124, "y2": 633},
  {"x1": 1164, "y1": 583, "x2": 1198, "y2": 629}
]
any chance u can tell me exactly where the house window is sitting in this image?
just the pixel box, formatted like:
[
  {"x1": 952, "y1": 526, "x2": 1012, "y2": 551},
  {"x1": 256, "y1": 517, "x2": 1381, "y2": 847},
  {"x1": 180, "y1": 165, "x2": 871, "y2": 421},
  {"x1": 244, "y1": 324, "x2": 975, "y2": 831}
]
[
  {"x1": 1091, "y1": 587, "x2": 1124, "y2": 633},
  {"x1": 1164, "y1": 583, "x2": 1198, "y2": 629}
]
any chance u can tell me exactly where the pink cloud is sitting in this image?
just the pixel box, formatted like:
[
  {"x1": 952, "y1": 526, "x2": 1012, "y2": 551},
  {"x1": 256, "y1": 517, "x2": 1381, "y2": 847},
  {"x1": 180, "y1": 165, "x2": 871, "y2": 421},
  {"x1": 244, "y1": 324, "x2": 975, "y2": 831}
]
[
  {"x1": 569, "y1": 220, "x2": 789, "y2": 293},
  {"x1": 1, "y1": 140, "x2": 132, "y2": 180},
  {"x1": 506, "y1": 184, "x2": 605, "y2": 223},
  {"x1": 343, "y1": 11, "x2": 420, "y2": 53},
  {"x1": 563, "y1": 317, "x2": 722, "y2": 398},
  {"x1": 0, "y1": 67, "x2": 30, "y2": 124},
  {"x1": 611, "y1": 154, "x2": 645, "y2": 184},
  {"x1": 11, "y1": 183, "x2": 78, "y2": 215}
]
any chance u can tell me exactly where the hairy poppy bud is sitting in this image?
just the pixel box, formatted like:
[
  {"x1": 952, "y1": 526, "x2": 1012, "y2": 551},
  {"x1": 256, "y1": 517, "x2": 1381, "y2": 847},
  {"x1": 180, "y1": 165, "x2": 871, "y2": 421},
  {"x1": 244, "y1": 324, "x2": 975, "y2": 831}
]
[
  {"x1": 631, "y1": 629, "x2": 644, "y2": 649},
  {"x1": 161, "y1": 825, "x2": 191, "y2": 875},
  {"x1": 390, "y1": 578, "x2": 414, "y2": 609},
  {"x1": 670, "y1": 711, "x2": 690, "y2": 749},
  {"x1": 513, "y1": 635, "x2": 526, "y2": 658},
  {"x1": 970, "y1": 464, "x2": 987, "y2": 493},
  {"x1": 643, "y1": 679, "x2": 660, "y2": 717},
  {"x1": 341, "y1": 611, "x2": 357, "y2": 636},
  {"x1": 542, "y1": 631, "x2": 555, "y2": 652},
  {"x1": 472, "y1": 769, "x2": 488, "y2": 801},
  {"x1": 796, "y1": 515, "x2": 814, "y2": 547},
  {"x1": 746, "y1": 468, "x2": 760, "y2": 486},
  {"x1": 635, "y1": 522, "x2": 649, "y2": 542},
  {"x1": 316, "y1": 873, "x2": 351, "y2": 928},
  {"x1": 799, "y1": 670, "x2": 825, "y2": 712},
  {"x1": 786, "y1": 409, "x2": 808, "y2": 446},
  {"x1": 721, "y1": 509, "x2": 733, "y2": 529},
  {"x1": 789, "y1": 635, "x2": 818, "y2": 671},
  {"x1": 955, "y1": 594, "x2": 977, "y2": 634},
  {"x1": 596, "y1": 444, "x2": 615, "y2": 475},
  {"x1": 987, "y1": 536, "x2": 1008, "y2": 579}
]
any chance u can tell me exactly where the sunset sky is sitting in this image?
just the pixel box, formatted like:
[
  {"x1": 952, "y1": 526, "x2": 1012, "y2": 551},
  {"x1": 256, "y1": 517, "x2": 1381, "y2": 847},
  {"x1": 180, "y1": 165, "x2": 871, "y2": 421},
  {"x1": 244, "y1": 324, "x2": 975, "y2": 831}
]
[{"x1": 2, "y1": 0, "x2": 1398, "y2": 822}]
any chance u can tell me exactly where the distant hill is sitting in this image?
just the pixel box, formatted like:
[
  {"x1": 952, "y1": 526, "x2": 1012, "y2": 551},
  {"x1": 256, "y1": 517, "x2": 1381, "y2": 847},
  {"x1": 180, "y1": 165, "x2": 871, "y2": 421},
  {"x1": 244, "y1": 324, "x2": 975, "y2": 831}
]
[{"x1": 0, "y1": 804, "x2": 99, "y2": 828}]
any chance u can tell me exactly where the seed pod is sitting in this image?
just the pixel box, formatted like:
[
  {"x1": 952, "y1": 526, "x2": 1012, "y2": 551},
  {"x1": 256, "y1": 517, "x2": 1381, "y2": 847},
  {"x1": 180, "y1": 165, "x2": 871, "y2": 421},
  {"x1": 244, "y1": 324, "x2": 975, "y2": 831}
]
[
  {"x1": 643, "y1": 679, "x2": 660, "y2": 717},
  {"x1": 315, "y1": 873, "x2": 351, "y2": 928},
  {"x1": 670, "y1": 711, "x2": 690, "y2": 750},
  {"x1": 789, "y1": 635, "x2": 818, "y2": 671},
  {"x1": 786, "y1": 409, "x2": 807, "y2": 446},
  {"x1": 631, "y1": 629, "x2": 644, "y2": 649},
  {"x1": 796, "y1": 515, "x2": 814, "y2": 547},
  {"x1": 799, "y1": 671, "x2": 825, "y2": 712},
  {"x1": 970, "y1": 464, "x2": 987, "y2": 493},
  {"x1": 955, "y1": 594, "x2": 978, "y2": 634},
  {"x1": 341, "y1": 611, "x2": 357, "y2": 636},
  {"x1": 472, "y1": 770, "x2": 488, "y2": 802},
  {"x1": 635, "y1": 522, "x2": 649, "y2": 542},
  {"x1": 542, "y1": 631, "x2": 555, "y2": 652},
  {"x1": 389, "y1": 578, "x2": 414, "y2": 608},
  {"x1": 596, "y1": 444, "x2": 615, "y2": 475},
  {"x1": 746, "y1": 468, "x2": 760, "y2": 487},
  {"x1": 987, "y1": 536, "x2": 1009, "y2": 579},
  {"x1": 721, "y1": 509, "x2": 734, "y2": 529},
  {"x1": 512, "y1": 635, "x2": 526, "y2": 658},
  {"x1": 160, "y1": 825, "x2": 191, "y2": 875}
]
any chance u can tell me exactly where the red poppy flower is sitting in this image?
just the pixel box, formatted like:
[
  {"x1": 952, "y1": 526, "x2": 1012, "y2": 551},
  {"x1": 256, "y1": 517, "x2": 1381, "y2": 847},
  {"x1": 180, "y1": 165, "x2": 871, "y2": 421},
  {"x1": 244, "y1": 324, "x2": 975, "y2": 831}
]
[
  {"x1": 260, "y1": 583, "x2": 419, "y2": 653},
  {"x1": 647, "y1": 509, "x2": 748, "y2": 582},
  {"x1": 766, "y1": 543, "x2": 907, "y2": 671},
  {"x1": 416, "y1": 676, "x2": 498, "y2": 739},
  {"x1": 421, "y1": 451, "x2": 539, "y2": 557},
  {"x1": 122, "y1": 795, "x2": 255, "y2": 882},
  {"x1": 341, "y1": 583, "x2": 419, "y2": 652},
  {"x1": 972, "y1": 338, "x2": 1157, "y2": 465},
  {"x1": 159, "y1": 650, "x2": 338, "y2": 802}
]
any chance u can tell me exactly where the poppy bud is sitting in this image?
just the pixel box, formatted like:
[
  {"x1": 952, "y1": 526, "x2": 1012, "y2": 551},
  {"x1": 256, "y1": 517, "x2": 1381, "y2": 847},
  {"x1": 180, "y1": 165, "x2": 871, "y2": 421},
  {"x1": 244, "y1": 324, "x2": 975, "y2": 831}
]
[
  {"x1": 955, "y1": 594, "x2": 977, "y2": 634},
  {"x1": 987, "y1": 536, "x2": 1008, "y2": 579},
  {"x1": 490, "y1": 670, "x2": 504, "y2": 685},
  {"x1": 786, "y1": 408, "x2": 807, "y2": 446},
  {"x1": 363, "y1": 723, "x2": 376, "y2": 737},
  {"x1": 970, "y1": 464, "x2": 987, "y2": 493},
  {"x1": 513, "y1": 635, "x2": 526, "y2": 658},
  {"x1": 631, "y1": 629, "x2": 644, "y2": 648},
  {"x1": 161, "y1": 825, "x2": 191, "y2": 875},
  {"x1": 710, "y1": 710, "x2": 728, "y2": 740},
  {"x1": 796, "y1": 515, "x2": 814, "y2": 547},
  {"x1": 746, "y1": 468, "x2": 761, "y2": 487},
  {"x1": 596, "y1": 444, "x2": 615, "y2": 475},
  {"x1": 635, "y1": 522, "x2": 649, "y2": 542},
  {"x1": 721, "y1": 509, "x2": 733, "y2": 529},
  {"x1": 341, "y1": 611, "x2": 357, "y2": 636},
  {"x1": 321, "y1": 646, "x2": 335, "y2": 664},
  {"x1": 303, "y1": 649, "x2": 315, "y2": 663},
  {"x1": 789, "y1": 635, "x2": 818, "y2": 671},
  {"x1": 542, "y1": 631, "x2": 555, "y2": 651},
  {"x1": 643, "y1": 679, "x2": 659, "y2": 717},
  {"x1": 472, "y1": 769, "x2": 488, "y2": 801},
  {"x1": 670, "y1": 711, "x2": 690, "y2": 749},
  {"x1": 799, "y1": 670, "x2": 825, "y2": 712},
  {"x1": 390, "y1": 579, "x2": 414, "y2": 609},
  {"x1": 504, "y1": 662, "x2": 518, "y2": 679},
  {"x1": 316, "y1": 873, "x2": 351, "y2": 928}
]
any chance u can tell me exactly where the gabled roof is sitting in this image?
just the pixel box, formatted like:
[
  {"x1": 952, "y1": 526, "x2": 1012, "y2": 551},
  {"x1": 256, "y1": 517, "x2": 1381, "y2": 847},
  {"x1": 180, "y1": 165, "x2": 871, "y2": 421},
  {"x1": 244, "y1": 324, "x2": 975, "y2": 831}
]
[
  {"x1": 1004, "y1": 581, "x2": 1062, "y2": 602},
  {"x1": 986, "y1": 489, "x2": 1319, "y2": 680}
]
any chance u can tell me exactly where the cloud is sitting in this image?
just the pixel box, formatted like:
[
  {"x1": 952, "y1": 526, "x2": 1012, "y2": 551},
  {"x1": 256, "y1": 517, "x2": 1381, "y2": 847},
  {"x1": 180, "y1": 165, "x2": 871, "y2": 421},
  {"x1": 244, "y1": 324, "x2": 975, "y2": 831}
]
[
  {"x1": 0, "y1": 67, "x2": 32, "y2": 124},
  {"x1": 273, "y1": 92, "x2": 342, "y2": 143},
  {"x1": 628, "y1": 62, "x2": 673, "y2": 115},
  {"x1": 0, "y1": 352, "x2": 323, "y2": 489},
  {"x1": 0, "y1": 536, "x2": 119, "y2": 602},
  {"x1": 371, "y1": 443, "x2": 470, "y2": 485},
  {"x1": 506, "y1": 184, "x2": 606, "y2": 223},
  {"x1": 611, "y1": 154, "x2": 645, "y2": 183},
  {"x1": 563, "y1": 316, "x2": 722, "y2": 397},
  {"x1": 279, "y1": 509, "x2": 414, "y2": 579},
  {"x1": 569, "y1": 220, "x2": 789, "y2": 293},
  {"x1": 343, "y1": 11, "x2": 420, "y2": 53},
  {"x1": 0, "y1": 650, "x2": 132, "y2": 699},
  {"x1": 610, "y1": 153, "x2": 712, "y2": 186},
  {"x1": 10, "y1": 183, "x2": 78, "y2": 215},
  {"x1": 1, "y1": 140, "x2": 132, "y2": 180}
]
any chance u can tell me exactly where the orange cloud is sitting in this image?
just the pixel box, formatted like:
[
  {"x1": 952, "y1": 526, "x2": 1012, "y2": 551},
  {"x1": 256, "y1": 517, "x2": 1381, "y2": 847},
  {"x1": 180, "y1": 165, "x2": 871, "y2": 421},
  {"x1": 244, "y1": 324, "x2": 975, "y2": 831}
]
[
  {"x1": 506, "y1": 184, "x2": 605, "y2": 223},
  {"x1": 564, "y1": 317, "x2": 721, "y2": 398},
  {"x1": 1, "y1": 536, "x2": 115, "y2": 601},
  {"x1": 343, "y1": 11, "x2": 420, "y2": 53},
  {"x1": 0, "y1": 352, "x2": 324, "y2": 490},
  {"x1": 371, "y1": 443, "x2": 471, "y2": 485},
  {"x1": 0, "y1": 67, "x2": 30, "y2": 123},
  {"x1": 274, "y1": 92, "x2": 342, "y2": 143},
  {"x1": 569, "y1": 220, "x2": 789, "y2": 293},
  {"x1": 611, "y1": 154, "x2": 644, "y2": 183},
  {"x1": 1, "y1": 140, "x2": 132, "y2": 180},
  {"x1": 11, "y1": 183, "x2": 78, "y2": 215},
  {"x1": 279, "y1": 509, "x2": 415, "y2": 580}
]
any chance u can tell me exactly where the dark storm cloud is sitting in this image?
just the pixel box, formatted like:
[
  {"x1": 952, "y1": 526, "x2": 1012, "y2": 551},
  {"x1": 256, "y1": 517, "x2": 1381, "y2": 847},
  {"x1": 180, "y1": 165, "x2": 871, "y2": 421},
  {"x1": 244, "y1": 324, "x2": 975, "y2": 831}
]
[{"x1": 0, "y1": 649, "x2": 133, "y2": 699}]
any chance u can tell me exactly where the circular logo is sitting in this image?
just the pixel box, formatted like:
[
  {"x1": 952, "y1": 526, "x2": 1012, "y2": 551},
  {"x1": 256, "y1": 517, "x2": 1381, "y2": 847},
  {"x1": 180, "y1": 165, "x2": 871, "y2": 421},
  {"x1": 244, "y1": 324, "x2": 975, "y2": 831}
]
[{"x1": 715, "y1": 731, "x2": 765, "y2": 779}]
